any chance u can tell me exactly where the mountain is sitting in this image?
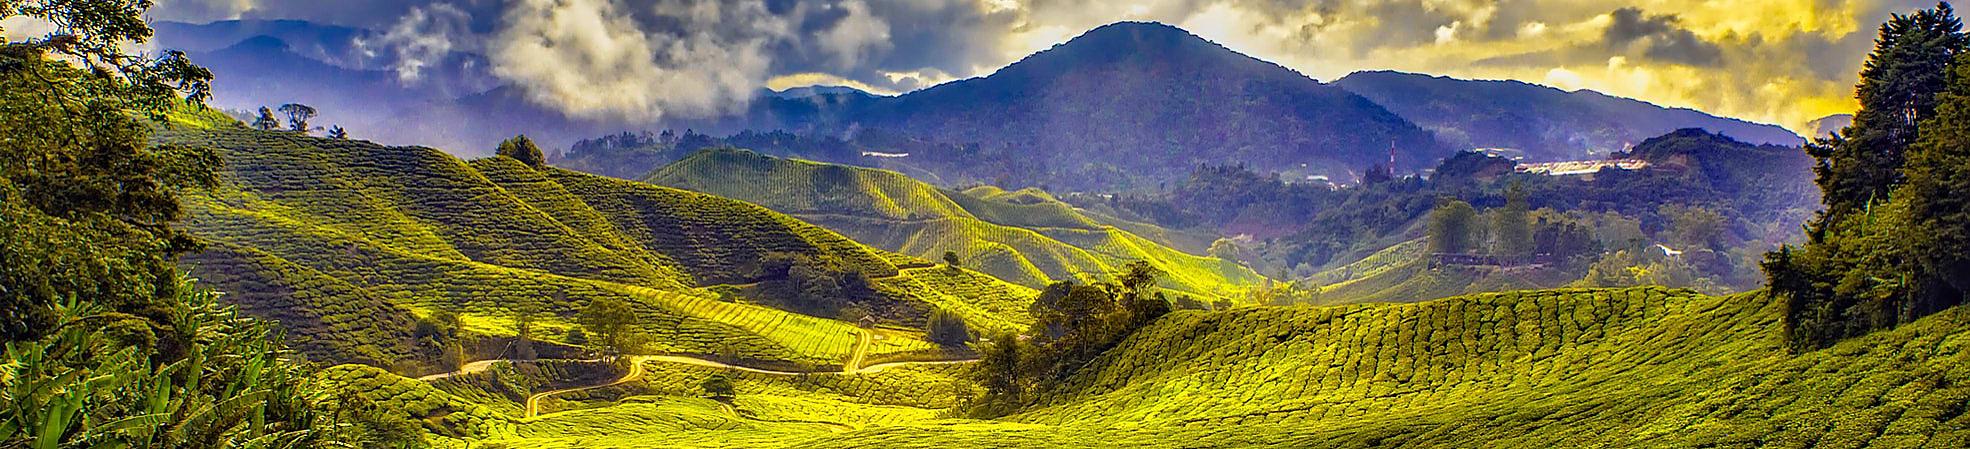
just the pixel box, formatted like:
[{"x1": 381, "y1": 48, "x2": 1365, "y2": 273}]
[
  {"x1": 770, "y1": 86, "x2": 878, "y2": 99},
  {"x1": 1333, "y1": 71, "x2": 1805, "y2": 161},
  {"x1": 830, "y1": 22, "x2": 1448, "y2": 189},
  {"x1": 163, "y1": 120, "x2": 1036, "y2": 375},
  {"x1": 1808, "y1": 113, "x2": 1854, "y2": 139},
  {"x1": 154, "y1": 20, "x2": 371, "y2": 65},
  {"x1": 647, "y1": 148, "x2": 1266, "y2": 299}
]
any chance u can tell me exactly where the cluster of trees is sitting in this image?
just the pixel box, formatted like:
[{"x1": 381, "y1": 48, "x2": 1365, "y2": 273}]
[
  {"x1": 1426, "y1": 183, "x2": 1537, "y2": 259},
  {"x1": 0, "y1": 1, "x2": 392, "y2": 445},
  {"x1": 1765, "y1": 2, "x2": 1970, "y2": 351},
  {"x1": 250, "y1": 103, "x2": 347, "y2": 138},
  {"x1": 752, "y1": 252, "x2": 879, "y2": 319},
  {"x1": 971, "y1": 262, "x2": 1172, "y2": 416},
  {"x1": 414, "y1": 310, "x2": 471, "y2": 371}
]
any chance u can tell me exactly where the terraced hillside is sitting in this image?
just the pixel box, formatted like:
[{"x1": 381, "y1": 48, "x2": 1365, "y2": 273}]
[
  {"x1": 1306, "y1": 239, "x2": 1573, "y2": 305},
  {"x1": 356, "y1": 286, "x2": 1969, "y2": 447},
  {"x1": 165, "y1": 126, "x2": 1035, "y2": 374},
  {"x1": 647, "y1": 149, "x2": 1265, "y2": 300}
]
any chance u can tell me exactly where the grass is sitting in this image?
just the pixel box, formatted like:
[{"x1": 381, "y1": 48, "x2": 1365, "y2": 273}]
[
  {"x1": 163, "y1": 127, "x2": 1030, "y2": 374},
  {"x1": 647, "y1": 148, "x2": 1267, "y2": 300},
  {"x1": 398, "y1": 286, "x2": 1970, "y2": 447}
]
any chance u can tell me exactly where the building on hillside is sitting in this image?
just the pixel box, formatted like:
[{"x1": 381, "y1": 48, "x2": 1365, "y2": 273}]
[{"x1": 1515, "y1": 159, "x2": 1649, "y2": 176}]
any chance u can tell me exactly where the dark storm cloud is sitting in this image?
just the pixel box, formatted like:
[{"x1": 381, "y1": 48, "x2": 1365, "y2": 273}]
[{"x1": 1603, "y1": 7, "x2": 1723, "y2": 66}]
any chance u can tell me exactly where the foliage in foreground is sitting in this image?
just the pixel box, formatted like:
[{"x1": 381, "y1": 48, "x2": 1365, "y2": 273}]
[{"x1": 0, "y1": 6, "x2": 355, "y2": 444}]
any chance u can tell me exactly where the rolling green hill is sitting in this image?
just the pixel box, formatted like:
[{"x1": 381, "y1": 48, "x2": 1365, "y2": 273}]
[
  {"x1": 338, "y1": 286, "x2": 1970, "y2": 447},
  {"x1": 646, "y1": 148, "x2": 1266, "y2": 300},
  {"x1": 165, "y1": 126, "x2": 1035, "y2": 374}
]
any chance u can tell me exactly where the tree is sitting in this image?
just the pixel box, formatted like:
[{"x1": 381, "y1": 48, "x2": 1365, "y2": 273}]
[
  {"x1": 1766, "y1": 2, "x2": 1970, "y2": 351},
  {"x1": 496, "y1": 134, "x2": 548, "y2": 168},
  {"x1": 580, "y1": 298, "x2": 640, "y2": 355},
  {"x1": 0, "y1": 1, "x2": 343, "y2": 444},
  {"x1": 943, "y1": 250, "x2": 962, "y2": 268},
  {"x1": 252, "y1": 106, "x2": 280, "y2": 130},
  {"x1": 1661, "y1": 204, "x2": 1726, "y2": 251},
  {"x1": 701, "y1": 374, "x2": 736, "y2": 401},
  {"x1": 513, "y1": 299, "x2": 540, "y2": 360},
  {"x1": 926, "y1": 308, "x2": 972, "y2": 347},
  {"x1": 1427, "y1": 198, "x2": 1478, "y2": 254},
  {"x1": 0, "y1": 0, "x2": 213, "y2": 116},
  {"x1": 972, "y1": 332, "x2": 1028, "y2": 412},
  {"x1": 1902, "y1": 51, "x2": 1970, "y2": 298},
  {"x1": 327, "y1": 125, "x2": 348, "y2": 139},
  {"x1": 1809, "y1": 3, "x2": 1966, "y2": 216},
  {"x1": 278, "y1": 103, "x2": 317, "y2": 133},
  {"x1": 1493, "y1": 182, "x2": 1533, "y2": 258}
]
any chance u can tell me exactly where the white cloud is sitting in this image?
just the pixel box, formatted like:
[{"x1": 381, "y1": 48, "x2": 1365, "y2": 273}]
[{"x1": 369, "y1": 3, "x2": 474, "y2": 83}]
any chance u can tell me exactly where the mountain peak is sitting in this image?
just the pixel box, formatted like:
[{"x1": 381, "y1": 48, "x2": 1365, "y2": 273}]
[{"x1": 1039, "y1": 21, "x2": 1245, "y2": 64}]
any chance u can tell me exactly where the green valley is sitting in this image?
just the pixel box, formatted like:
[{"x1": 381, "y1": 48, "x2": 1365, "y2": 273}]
[
  {"x1": 169, "y1": 127, "x2": 1034, "y2": 374},
  {"x1": 7, "y1": 2, "x2": 1970, "y2": 448},
  {"x1": 647, "y1": 148, "x2": 1266, "y2": 301}
]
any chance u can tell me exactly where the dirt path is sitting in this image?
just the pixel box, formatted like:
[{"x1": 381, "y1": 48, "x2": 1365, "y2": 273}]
[
  {"x1": 415, "y1": 359, "x2": 503, "y2": 381},
  {"x1": 514, "y1": 352, "x2": 978, "y2": 419},
  {"x1": 524, "y1": 357, "x2": 649, "y2": 418},
  {"x1": 844, "y1": 329, "x2": 871, "y2": 373}
]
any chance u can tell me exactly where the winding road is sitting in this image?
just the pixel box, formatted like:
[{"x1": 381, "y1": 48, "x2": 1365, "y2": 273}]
[
  {"x1": 515, "y1": 352, "x2": 978, "y2": 418},
  {"x1": 440, "y1": 263, "x2": 974, "y2": 419}
]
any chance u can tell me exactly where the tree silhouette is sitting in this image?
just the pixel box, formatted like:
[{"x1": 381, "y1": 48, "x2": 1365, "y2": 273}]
[
  {"x1": 278, "y1": 103, "x2": 317, "y2": 133},
  {"x1": 252, "y1": 107, "x2": 280, "y2": 130},
  {"x1": 327, "y1": 125, "x2": 348, "y2": 139}
]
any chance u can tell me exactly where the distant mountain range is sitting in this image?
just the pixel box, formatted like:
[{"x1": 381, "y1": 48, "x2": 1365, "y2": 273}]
[
  {"x1": 1331, "y1": 71, "x2": 1804, "y2": 162},
  {"x1": 157, "y1": 19, "x2": 1803, "y2": 190}
]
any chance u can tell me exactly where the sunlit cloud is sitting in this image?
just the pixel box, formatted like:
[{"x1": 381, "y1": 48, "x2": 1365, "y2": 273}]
[{"x1": 146, "y1": 0, "x2": 1936, "y2": 133}]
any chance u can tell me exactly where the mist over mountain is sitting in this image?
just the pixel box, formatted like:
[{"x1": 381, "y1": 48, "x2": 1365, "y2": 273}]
[
  {"x1": 1333, "y1": 71, "x2": 1805, "y2": 162},
  {"x1": 1807, "y1": 113, "x2": 1854, "y2": 140}
]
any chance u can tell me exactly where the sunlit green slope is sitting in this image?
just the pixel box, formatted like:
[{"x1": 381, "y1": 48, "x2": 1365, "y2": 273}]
[
  {"x1": 165, "y1": 127, "x2": 1032, "y2": 374},
  {"x1": 1304, "y1": 239, "x2": 1571, "y2": 305},
  {"x1": 647, "y1": 149, "x2": 1266, "y2": 300},
  {"x1": 354, "y1": 286, "x2": 1970, "y2": 447}
]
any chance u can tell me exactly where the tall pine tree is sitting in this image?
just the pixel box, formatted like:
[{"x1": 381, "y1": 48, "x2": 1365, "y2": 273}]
[
  {"x1": 1809, "y1": 2, "x2": 1965, "y2": 216},
  {"x1": 1767, "y1": 2, "x2": 1970, "y2": 351}
]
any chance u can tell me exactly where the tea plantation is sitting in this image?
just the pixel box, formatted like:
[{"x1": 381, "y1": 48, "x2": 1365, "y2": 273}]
[
  {"x1": 164, "y1": 127, "x2": 1035, "y2": 374},
  {"x1": 323, "y1": 285, "x2": 1970, "y2": 448},
  {"x1": 647, "y1": 148, "x2": 1266, "y2": 300}
]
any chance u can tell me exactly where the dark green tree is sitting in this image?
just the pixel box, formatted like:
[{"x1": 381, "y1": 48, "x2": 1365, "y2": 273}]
[
  {"x1": 943, "y1": 250, "x2": 962, "y2": 268},
  {"x1": 497, "y1": 134, "x2": 548, "y2": 168},
  {"x1": 701, "y1": 374, "x2": 736, "y2": 401},
  {"x1": 926, "y1": 308, "x2": 972, "y2": 347},
  {"x1": 1809, "y1": 3, "x2": 1966, "y2": 215},
  {"x1": 1493, "y1": 182, "x2": 1533, "y2": 258},
  {"x1": 1766, "y1": 2, "x2": 1970, "y2": 351},
  {"x1": 1427, "y1": 198, "x2": 1478, "y2": 254},
  {"x1": 580, "y1": 297, "x2": 640, "y2": 355},
  {"x1": 513, "y1": 298, "x2": 541, "y2": 360}
]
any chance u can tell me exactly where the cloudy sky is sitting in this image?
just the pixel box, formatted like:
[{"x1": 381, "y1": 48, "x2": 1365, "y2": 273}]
[{"x1": 138, "y1": 0, "x2": 1939, "y2": 134}]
